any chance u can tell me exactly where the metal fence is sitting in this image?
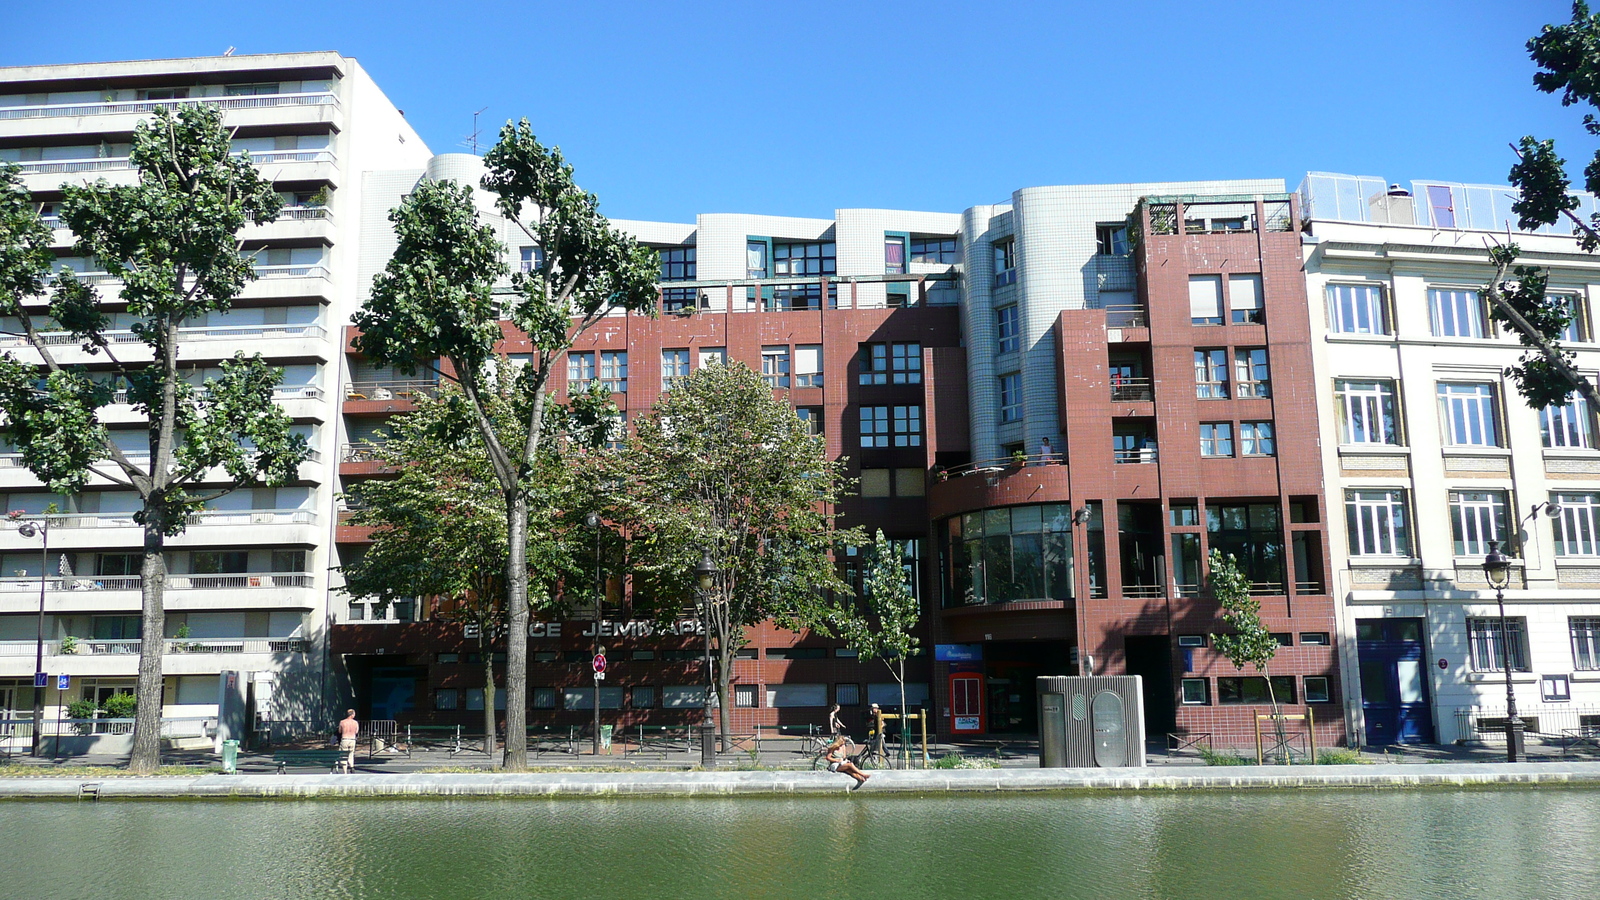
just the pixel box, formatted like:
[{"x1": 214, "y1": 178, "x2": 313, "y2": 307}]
[{"x1": 1452, "y1": 705, "x2": 1600, "y2": 743}]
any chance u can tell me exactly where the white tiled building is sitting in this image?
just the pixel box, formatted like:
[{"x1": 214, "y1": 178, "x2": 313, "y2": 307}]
[
  {"x1": 1303, "y1": 172, "x2": 1600, "y2": 746},
  {"x1": 0, "y1": 52, "x2": 431, "y2": 742}
]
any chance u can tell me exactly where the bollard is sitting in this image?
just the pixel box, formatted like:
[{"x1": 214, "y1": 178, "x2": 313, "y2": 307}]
[{"x1": 700, "y1": 721, "x2": 716, "y2": 767}]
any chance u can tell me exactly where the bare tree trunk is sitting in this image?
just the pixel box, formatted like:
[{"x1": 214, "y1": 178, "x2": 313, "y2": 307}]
[
  {"x1": 482, "y1": 630, "x2": 498, "y2": 768},
  {"x1": 896, "y1": 659, "x2": 908, "y2": 770},
  {"x1": 129, "y1": 518, "x2": 167, "y2": 774},
  {"x1": 1263, "y1": 667, "x2": 1289, "y2": 765},
  {"x1": 502, "y1": 491, "x2": 529, "y2": 769}
]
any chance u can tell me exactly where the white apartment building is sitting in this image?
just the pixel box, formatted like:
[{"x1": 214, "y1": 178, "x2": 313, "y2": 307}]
[
  {"x1": 0, "y1": 52, "x2": 431, "y2": 747},
  {"x1": 1303, "y1": 172, "x2": 1600, "y2": 746}
]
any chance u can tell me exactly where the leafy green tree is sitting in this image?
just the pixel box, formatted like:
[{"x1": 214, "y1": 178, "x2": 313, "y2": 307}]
[
  {"x1": 353, "y1": 124, "x2": 657, "y2": 768},
  {"x1": 1488, "y1": 2, "x2": 1600, "y2": 412},
  {"x1": 830, "y1": 529, "x2": 921, "y2": 767},
  {"x1": 1207, "y1": 549, "x2": 1288, "y2": 763},
  {"x1": 615, "y1": 362, "x2": 860, "y2": 748},
  {"x1": 0, "y1": 106, "x2": 307, "y2": 773}
]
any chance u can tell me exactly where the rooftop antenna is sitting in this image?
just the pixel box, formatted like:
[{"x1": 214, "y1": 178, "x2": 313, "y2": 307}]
[
  {"x1": 461, "y1": 106, "x2": 490, "y2": 155},
  {"x1": 223, "y1": 46, "x2": 236, "y2": 57}
]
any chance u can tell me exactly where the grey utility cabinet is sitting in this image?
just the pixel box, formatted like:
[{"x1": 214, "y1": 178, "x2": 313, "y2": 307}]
[{"x1": 1037, "y1": 676, "x2": 1146, "y2": 768}]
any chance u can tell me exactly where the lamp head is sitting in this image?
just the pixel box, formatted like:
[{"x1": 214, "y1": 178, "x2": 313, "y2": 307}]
[
  {"x1": 1482, "y1": 540, "x2": 1513, "y2": 590},
  {"x1": 15, "y1": 521, "x2": 37, "y2": 539},
  {"x1": 695, "y1": 551, "x2": 717, "y2": 591},
  {"x1": 1072, "y1": 506, "x2": 1092, "y2": 526},
  {"x1": 584, "y1": 512, "x2": 600, "y2": 530}
]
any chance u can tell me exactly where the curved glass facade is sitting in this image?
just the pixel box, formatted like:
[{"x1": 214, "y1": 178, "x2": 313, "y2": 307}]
[{"x1": 940, "y1": 504, "x2": 1074, "y2": 607}]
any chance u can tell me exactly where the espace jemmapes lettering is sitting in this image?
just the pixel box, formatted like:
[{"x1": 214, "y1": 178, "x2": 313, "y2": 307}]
[{"x1": 8, "y1": 52, "x2": 1600, "y2": 752}]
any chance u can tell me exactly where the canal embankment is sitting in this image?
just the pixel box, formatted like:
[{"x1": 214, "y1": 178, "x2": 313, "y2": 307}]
[{"x1": 5, "y1": 761, "x2": 1600, "y2": 800}]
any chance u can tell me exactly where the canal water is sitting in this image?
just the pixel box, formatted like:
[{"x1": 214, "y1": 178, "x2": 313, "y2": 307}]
[{"x1": 4, "y1": 789, "x2": 1598, "y2": 899}]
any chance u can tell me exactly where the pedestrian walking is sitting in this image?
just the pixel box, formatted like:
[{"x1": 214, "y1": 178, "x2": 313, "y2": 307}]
[
  {"x1": 828, "y1": 703, "x2": 846, "y2": 737},
  {"x1": 337, "y1": 709, "x2": 359, "y2": 773}
]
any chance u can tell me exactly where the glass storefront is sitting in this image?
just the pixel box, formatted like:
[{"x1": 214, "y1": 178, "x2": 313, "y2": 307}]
[{"x1": 941, "y1": 504, "x2": 1074, "y2": 606}]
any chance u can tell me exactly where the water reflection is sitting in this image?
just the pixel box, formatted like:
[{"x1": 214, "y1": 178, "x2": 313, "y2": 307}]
[{"x1": 4, "y1": 790, "x2": 1599, "y2": 899}]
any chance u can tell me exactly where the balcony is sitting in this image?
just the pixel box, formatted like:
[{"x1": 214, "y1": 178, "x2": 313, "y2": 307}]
[
  {"x1": 1113, "y1": 446, "x2": 1158, "y2": 464},
  {"x1": 0, "y1": 91, "x2": 342, "y2": 122},
  {"x1": 14, "y1": 148, "x2": 340, "y2": 192},
  {"x1": 0, "y1": 573, "x2": 312, "y2": 593},
  {"x1": 0, "y1": 319, "x2": 329, "y2": 352},
  {"x1": 344, "y1": 380, "x2": 437, "y2": 402},
  {"x1": 1110, "y1": 376, "x2": 1154, "y2": 402},
  {"x1": 0, "y1": 638, "x2": 308, "y2": 656}
]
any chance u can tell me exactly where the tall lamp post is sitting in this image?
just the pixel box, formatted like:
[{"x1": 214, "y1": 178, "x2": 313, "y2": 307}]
[
  {"x1": 584, "y1": 512, "x2": 603, "y2": 756},
  {"x1": 1482, "y1": 541, "x2": 1524, "y2": 763},
  {"x1": 695, "y1": 551, "x2": 718, "y2": 767},
  {"x1": 14, "y1": 517, "x2": 47, "y2": 757}
]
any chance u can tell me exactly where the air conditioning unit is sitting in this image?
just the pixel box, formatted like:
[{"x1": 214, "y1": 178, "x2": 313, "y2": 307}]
[{"x1": 1038, "y1": 675, "x2": 1146, "y2": 767}]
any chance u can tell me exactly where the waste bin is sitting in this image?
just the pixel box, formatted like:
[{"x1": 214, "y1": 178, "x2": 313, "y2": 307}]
[
  {"x1": 221, "y1": 739, "x2": 240, "y2": 774},
  {"x1": 599, "y1": 725, "x2": 613, "y2": 751}
]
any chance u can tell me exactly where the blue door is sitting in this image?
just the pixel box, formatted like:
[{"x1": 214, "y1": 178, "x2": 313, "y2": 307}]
[{"x1": 1356, "y1": 618, "x2": 1434, "y2": 745}]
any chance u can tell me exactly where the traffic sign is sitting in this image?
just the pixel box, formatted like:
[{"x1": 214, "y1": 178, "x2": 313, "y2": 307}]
[
  {"x1": 592, "y1": 653, "x2": 607, "y2": 674},
  {"x1": 57, "y1": 674, "x2": 69, "y2": 690},
  {"x1": 34, "y1": 672, "x2": 47, "y2": 688}
]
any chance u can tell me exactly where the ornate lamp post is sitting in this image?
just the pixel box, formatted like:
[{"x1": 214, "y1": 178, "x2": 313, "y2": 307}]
[
  {"x1": 584, "y1": 512, "x2": 603, "y2": 756},
  {"x1": 1482, "y1": 541, "x2": 1523, "y2": 763},
  {"x1": 695, "y1": 550, "x2": 718, "y2": 767},
  {"x1": 13, "y1": 517, "x2": 47, "y2": 757}
]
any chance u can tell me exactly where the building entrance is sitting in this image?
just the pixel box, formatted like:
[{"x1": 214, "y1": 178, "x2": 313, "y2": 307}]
[
  {"x1": 984, "y1": 642, "x2": 1070, "y2": 733},
  {"x1": 1124, "y1": 635, "x2": 1176, "y2": 737},
  {"x1": 1356, "y1": 618, "x2": 1434, "y2": 745}
]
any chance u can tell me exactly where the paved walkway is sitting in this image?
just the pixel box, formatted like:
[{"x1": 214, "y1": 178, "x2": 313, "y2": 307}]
[{"x1": 3, "y1": 761, "x2": 1600, "y2": 800}]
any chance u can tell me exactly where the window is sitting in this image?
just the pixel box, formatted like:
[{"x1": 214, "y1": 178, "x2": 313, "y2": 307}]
[
  {"x1": 272, "y1": 550, "x2": 305, "y2": 572},
  {"x1": 697, "y1": 347, "x2": 725, "y2": 369},
  {"x1": 795, "y1": 345, "x2": 822, "y2": 387},
  {"x1": 1194, "y1": 350, "x2": 1228, "y2": 398},
  {"x1": 224, "y1": 83, "x2": 280, "y2": 96},
  {"x1": 1240, "y1": 421, "x2": 1275, "y2": 456},
  {"x1": 658, "y1": 246, "x2": 695, "y2": 281},
  {"x1": 1300, "y1": 632, "x2": 1331, "y2": 646},
  {"x1": 435, "y1": 689, "x2": 458, "y2": 711},
  {"x1": 993, "y1": 239, "x2": 1016, "y2": 284},
  {"x1": 1189, "y1": 275, "x2": 1223, "y2": 325},
  {"x1": 1200, "y1": 423, "x2": 1233, "y2": 457},
  {"x1": 139, "y1": 87, "x2": 190, "y2": 101},
  {"x1": 1468, "y1": 617, "x2": 1529, "y2": 672},
  {"x1": 1217, "y1": 676, "x2": 1297, "y2": 704},
  {"x1": 891, "y1": 342, "x2": 921, "y2": 384},
  {"x1": 1572, "y1": 617, "x2": 1600, "y2": 670},
  {"x1": 767, "y1": 647, "x2": 827, "y2": 660},
  {"x1": 1303, "y1": 677, "x2": 1331, "y2": 703},
  {"x1": 1541, "y1": 395, "x2": 1594, "y2": 448},
  {"x1": 860, "y1": 344, "x2": 888, "y2": 385},
  {"x1": 836, "y1": 683, "x2": 862, "y2": 706},
  {"x1": 861, "y1": 406, "x2": 889, "y2": 448},
  {"x1": 1234, "y1": 349, "x2": 1270, "y2": 398},
  {"x1": 1346, "y1": 489, "x2": 1411, "y2": 556},
  {"x1": 1430, "y1": 288, "x2": 1485, "y2": 338},
  {"x1": 519, "y1": 246, "x2": 545, "y2": 274},
  {"x1": 1207, "y1": 503, "x2": 1284, "y2": 587},
  {"x1": 746, "y1": 240, "x2": 768, "y2": 278},
  {"x1": 774, "y1": 241, "x2": 836, "y2": 276},
  {"x1": 96, "y1": 553, "x2": 141, "y2": 576},
  {"x1": 1554, "y1": 493, "x2": 1600, "y2": 556},
  {"x1": 1559, "y1": 294, "x2": 1590, "y2": 342},
  {"x1": 884, "y1": 235, "x2": 906, "y2": 274},
  {"x1": 91, "y1": 615, "x2": 141, "y2": 640},
  {"x1": 1272, "y1": 632, "x2": 1294, "y2": 647},
  {"x1": 662, "y1": 685, "x2": 707, "y2": 707},
  {"x1": 192, "y1": 551, "x2": 248, "y2": 574},
  {"x1": 999, "y1": 373, "x2": 1022, "y2": 423},
  {"x1": 568, "y1": 351, "x2": 595, "y2": 386},
  {"x1": 600, "y1": 351, "x2": 627, "y2": 393},
  {"x1": 911, "y1": 236, "x2": 957, "y2": 264},
  {"x1": 661, "y1": 349, "x2": 689, "y2": 389},
  {"x1": 1095, "y1": 223, "x2": 1129, "y2": 256},
  {"x1": 761, "y1": 346, "x2": 791, "y2": 389},
  {"x1": 735, "y1": 684, "x2": 758, "y2": 708},
  {"x1": 942, "y1": 504, "x2": 1076, "y2": 606},
  {"x1": 1449, "y1": 491, "x2": 1509, "y2": 557},
  {"x1": 564, "y1": 687, "x2": 624, "y2": 710},
  {"x1": 796, "y1": 406, "x2": 824, "y2": 436},
  {"x1": 1336, "y1": 380, "x2": 1400, "y2": 445},
  {"x1": 997, "y1": 305, "x2": 1020, "y2": 354},
  {"x1": 1328, "y1": 284, "x2": 1389, "y2": 334},
  {"x1": 1181, "y1": 678, "x2": 1210, "y2": 705},
  {"x1": 1229, "y1": 274, "x2": 1264, "y2": 325},
  {"x1": 893, "y1": 406, "x2": 922, "y2": 447},
  {"x1": 1438, "y1": 383, "x2": 1499, "y2": 447},
  {"x1": 631, "y1": 686, "x2": 656, "y2": 708},
  {"x1": 662, "y1": 287, "x2": 698, "y2": 312}
]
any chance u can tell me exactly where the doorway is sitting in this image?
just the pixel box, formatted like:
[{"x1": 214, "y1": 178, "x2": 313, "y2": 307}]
[
  {"x1": 1356, "y1": 618, "x2": 1434, "y2": 745},
  {"x1": 984, "y1": 642, "x2": 1069, "y2": 733},
  {"x1": 1124, "y1": 635, "x2": 1175, "y2": 737}
]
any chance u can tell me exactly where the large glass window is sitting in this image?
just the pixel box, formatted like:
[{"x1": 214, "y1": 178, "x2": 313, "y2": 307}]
[
  {"x1": 884, "y1": 235, "x2": 906, "y2": 274},
  {"x1": 1095, "y1": 223, "x2": 1129, "y2": 256},
  {"x1": 600, "y1": 351, "x2": 627, "y2": 393},
  {"x1": 942, "y1": 505, "x2": 1075, "y2": 606},
  {"x1": 1207, "y1": 503, "x2": 1284, "y2": 589},
  {"x1": 1554, "y1": 492, "x2": 1600, "y2": 556},
  {"x1": 1240, "y1": 421, "x2": 1275, "y2": 456},
  {"x1": 1430, "y1": 288, "x2": 1485, "y2": 338},
  {"x1": 860, "y1": 406, "x2": 889, "y2": 448},
  {"x1": 1194, "y1": 349, "x2": 1228, "y2": 398},
  {"x1": 658, "y1": 246, "x2": 695, "y2": 281},
  {"x1": 1468, "y1": 618, "x2": 1529, "y2": 672},
  {"x1": 997, "y1": 305, "x2": 1020, "y2": 353},
  {"x1": 993, "y1": 240, "x2": 1015, "y2": 275},
  {"x1": 1438, "y1": 383, "x2": 1499, "y2": 447},
  {"x1": 568, "y1": 351, "x2": 596, "y2": 386},
  {"x1": 1234, "y1": 348, "x2": 1270, "y2": 398},
  {"x1": 999, "y1": 373, "x2": 1022, "y2": 423},
  {"x1": 911, "y1": 236, "x2": 958, "y2": 264},
  {"x1": 1449, "y1": 490, "x2": 1508, "y2": 557},
  {"x1": 1217, "y1": 676, "x2": 1297, "y2": 705},
  {"x1": 1337, "y1": 380, "x2": 1399, "y2": 445},
  {"x1": 860, "y1": 343, "x2": 920, "y2": 385},
  {"x1": 746, "y1": 241, "x2": 768, "y2": 279},
  {"x1": 774, "y1": 241, "x2": 836, "y2": 276},
  {"x1": 761, "y1": 346, "x2": 790, "y2": 389},
  {"x1": 661, "y1": 349, "x2": 689, "y2": 389},
  {"x1": 1346, "y1": 489, "x2": 1411, "y2": 556},
  {"x1": 1328, "y1": 284, "x2": 1389, "y2": 334},
  {"x1": 1557, "y1": 294, "x2": 1588, "y2": 343},
  {"x1": 1541, "y1": 395, "x2": 1594, "y2": 448},
  {"x1": 1572, "y1": 617, "x2": 1600, "y2": 670},
  {"x1": 1200, "y1": 423, "x2": 1233, "y2": 457},
  {"x1": 893, "y1": 405, "x2": 922, "y2": 447},
  {"x1": 795, "y1": 345, "x2": 822, "y2": 387}
]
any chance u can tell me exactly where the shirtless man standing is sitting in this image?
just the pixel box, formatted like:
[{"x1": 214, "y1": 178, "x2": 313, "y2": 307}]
[{"x1": 337, "y1": 710, "x2": 359, "y2": 773}]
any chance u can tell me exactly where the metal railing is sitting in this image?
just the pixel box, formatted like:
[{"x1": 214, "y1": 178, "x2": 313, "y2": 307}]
[
  {"x1": 340, "y1": 442, "x2": 388, "y2": 462},
  {"x1": 0, "y1": 319, "x2": 327, "y2": 349},
  {"x1": 278, "y1": 205, "x2": 333, "y2": 222},
  {"x1": 1121, "y1": 584, "x2": 1165, "y2": 599},
  {"x1": 1294, "y1": 580, "x2": 1325, "y2": 595},
  {"x1": 11, "y1": 148, "x2": 337, "y2": 176},
  {"x1": 1110, "y1": 376, "x2": 1154, "y2": 401},
  {"x1": 935, "y1": 453, "x2": 1063, "y2": 480},
  {"x1": 0, "y1": 509, "x2": 314, "y2": 529},
  {"x1": 344, "y1": 380, "x2": 438, "y2": 401},
  {"x1": 1247, "y1": 582, "x2": 1287, "y2": 596},
  {"x1": 0, "y1": 638, "x2": 305, "y2": 655},
  {"x1": 1452, "y1": 705, "x2": 1600, "y2": 742},
  {"x1": 0, "y1": 91, "x2": 342, "y2": 121},
  {"x1": 0, "y1": 573, "x2": 311, "y2": 592},
  {"x1": 1113, "y1": 446, "x2": 1158, "y2": 464},
  {"x1": 1105, "y1": 305, "x2": 1148, "y2": 328}
]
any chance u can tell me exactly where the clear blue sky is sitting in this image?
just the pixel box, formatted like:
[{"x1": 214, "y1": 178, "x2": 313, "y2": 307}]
[{"x1": 3, "y1": 0, "x2": 1589, "y2": 223}]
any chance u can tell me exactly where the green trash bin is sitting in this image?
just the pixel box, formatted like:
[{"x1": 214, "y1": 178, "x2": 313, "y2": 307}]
[
  {"x1": 599, "y1": 725, "x2": 614, "y2": 751},
  {"x1": 222, "y1": 739, "x2": 239, "y2": 774}
]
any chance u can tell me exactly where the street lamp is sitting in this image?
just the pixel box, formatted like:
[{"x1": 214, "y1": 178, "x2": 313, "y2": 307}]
[
  {"x1": 695, "y1": 550, "x2": 718, "y2": 767},
  {"x1": 13, "y1": 517, "x2": 47, "y2": 757},
  {"x1": 1482, "y1": 540, "x2": 1524, "y2": 763},
  {"x1": 584, "y1": 511, "x2": 603, "y2": 756}
]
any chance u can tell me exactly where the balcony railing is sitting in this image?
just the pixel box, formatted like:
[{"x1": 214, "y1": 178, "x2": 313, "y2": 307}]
[
  {"x1": 340, "y1": 442, "x2": 388, "y2": 462},
  {"x1": 344, "y1": 380, "x2": 438, "y2": 401},
  {"x1": 12, "y1": 148, "x2": 337, "y2": 177},
  {"x1": 1110, "y1": 376, "x2": 1154, "y2": 402},
  {"x1": 0, "y1": 91, "x2": 342, "y2": 121},
  {"x1": 1105, "y1": 305, "x2": 1148, "y2": 328},
  {"x1": 0, "y1": 509, "x2": 314, "y2": 528},
  {"x1": 1121, "y1": 584, "x2": 1165, "y2": 599},
  {"x1": 1113, "y1": 446, "x2": 1158, "y2": 464},
  {"x1": 0, "y1": 573, "x2": 311, "y2": 593},
  {"x1": 278, "y1": 205, "x2": 333, "y2": 222},
  {"x1": 0, "y1": 638, "x2": 308, "y2": 655},
  {"x1": 0, "y1": 320, "x2": 328, "y2": 348}
]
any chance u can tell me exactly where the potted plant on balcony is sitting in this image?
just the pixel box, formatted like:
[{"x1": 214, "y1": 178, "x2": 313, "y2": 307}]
[
  {"x1": 1010, "y1": 449, "x2": 1027, "y2": 469},
  {"x1": 59, "y1": 634, "x2": 79, "y2": 655}
]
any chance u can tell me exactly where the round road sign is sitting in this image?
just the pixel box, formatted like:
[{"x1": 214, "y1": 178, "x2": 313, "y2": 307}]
[{"x1": 593, "y1": 653, "x2": 607, "y2": 674}]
